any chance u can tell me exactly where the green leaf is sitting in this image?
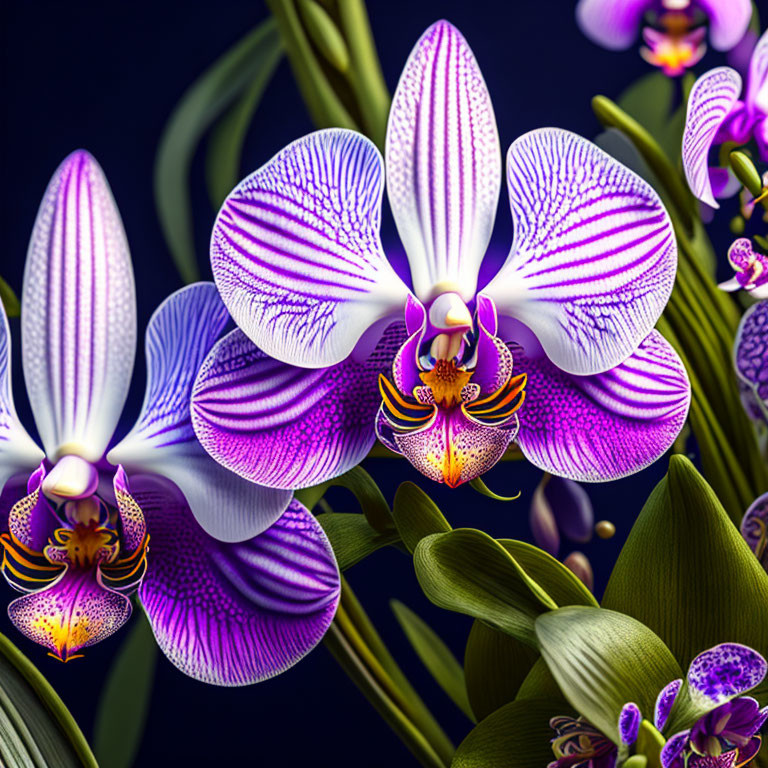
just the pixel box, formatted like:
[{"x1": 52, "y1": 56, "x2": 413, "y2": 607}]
[
  {"x1": 390, "y1": 600, "x2": 474, "y2": 721},
  {"x1": 317, "y1": 513, "x2": 399, "y2": 570},
  {"x1": 636, "y1": 720, "x2": 664, "y2": 768},
  {"x1": 93, "y1": 613, "x2": 157, "y2": 768},
  {"x1": 468, "y1": 476, "x2": 521, "y2": 501},
  {"x1": 0, "y1": 632, "x2": 97, "y2": 767},
  {"x1": 602, "y1": 455, "x2": 768, "y2": 671},
  {"x1": 154, "y1": 19, "x2": 282, "y2": 283},
  {"x1": 516, "y1": 657, "x2": 563, "y2": 701},
  {"x1": 296, "y1": 0, "x2": 350, "y2": 72},
  {"x1": 452, "y1": 698, "x2": 573, "y2": 768},
  {"x1": 205, "y1": 42, "x2": 283, "y2": 209},
  {"x1": 464, "y1": 621, "x2": 539, "y2": 720},
  {"x1": 392, "y1": 482, "x2": 451, "y2": 553},
  {"x1": 0, "y1": 276, "x2": 20, "y2": 318},
  {"x1": 534, "y1": 606, "x2": 682, "y2": 743},
  {"x1": 413, "y1": 529, "x2": 559, "y2": 647}
]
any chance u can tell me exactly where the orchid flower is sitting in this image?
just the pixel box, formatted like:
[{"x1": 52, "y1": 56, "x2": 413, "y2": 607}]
[
  {"x1": 576, "y1": 0, "x2": 751, "y2": 76},
  {"x1": 718, "y1": 238, "x2": 768, "y2": 297},
  {"x1": 682, "y1": 30, "x2": 768, "y2": 208},
  {"x1": 742, "y1": 491, "x2": 768, "y2": 571},
  {"x1": 191, "y1": 20, "x2": 691, "y2": 493},
  {"x1": 548, "y1": 644, "x2": 767, "y2": 768},
  {"x1": 733, "y1": 300, "x2": 768, "y2": 427},
  {"x1": 0, "y1": 151, "x2": 339, "y2": 683}
]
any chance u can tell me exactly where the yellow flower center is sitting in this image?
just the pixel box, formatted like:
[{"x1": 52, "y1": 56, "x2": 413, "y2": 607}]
[{"x1": 420, "y1": 360, "x2": 473, "y2": 408}]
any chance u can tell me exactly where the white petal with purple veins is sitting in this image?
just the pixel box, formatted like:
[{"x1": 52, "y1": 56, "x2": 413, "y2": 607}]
[
  {"x1": 21, "y1": 150, "x2": 136, "y2": 462},
  {"x1": 747, "y1": 29, "x2": 768, "y2": 117},
  {"x1": 211, "y1": 129, "x2": 409, "y2": 369},
  {"x1": 483, "y1": 128, "x2": 676, "y2": 376},
  {"x1": 386, "y1": 20, "x2": 501, "y2": 302},
  {"x1": 682, "y1": 67, "x2": 743, "y2": 208}
]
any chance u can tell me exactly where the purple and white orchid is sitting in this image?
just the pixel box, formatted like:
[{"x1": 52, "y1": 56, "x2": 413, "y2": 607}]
[
  {"x1": 733, "y1": 300, "x2": 768, "y2": 427},
  {"x1": 190, "y1": 20, "x2": 691, "y2": 492},
  {"x1": 682, "y1": 30, "x2": 768, "y2": 208},
  {"x1": 719, "y1": 238, "x2": 768, "y2": 297},
  {"x1": 548, "y1": 643, "x2": 768, "y2": 768},
  {"x1": 576, "y1": 0, "x2": 752, "y2": 76},
  {"x1": 0, "y1": 150, "x2": 339, "y2": 683}
]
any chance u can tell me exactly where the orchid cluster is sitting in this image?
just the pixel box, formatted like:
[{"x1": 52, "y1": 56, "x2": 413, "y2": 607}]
[{"x1": 1, "y1": 1, "x2": 767, "y2": 766}]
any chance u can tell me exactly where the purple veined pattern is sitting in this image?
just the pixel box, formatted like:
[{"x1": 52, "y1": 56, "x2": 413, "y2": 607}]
[
  {"x1": 0, "y1": 306, "x2": 44, "y2": 491},
  {"x1": 733, "y1": 301, "x2": 768, "y2": 424},
  {"x1": 21, "y1": 150, "x2": 136, "y2": 463},
  {"x1": 385, "y1": 20, "x2": 501, "y2": 302},
  {"x1": 210, "y1": 129, "x2": 409, "y2": 369},
  {"x1": 514, "y1": 331, "x2": 690, "y2": 482},
  {"x1": 682, "y1": 67, "x2": 743, "y2": 208},
  {"x1": 134, "y1": 477, "x2": 340, "y2": 686},
  {"x1": 108, "y1": 283, "x2": 292, "y2": 542},
  {"x1": 482, "y1": 128, "x2": 677, "y2": 376},
  {"x1": 747, "y1": 30, "x2": 768, "y2": 118},
  {"x1": 191, "y1": 323, "x2": 406, "y2": 489}
]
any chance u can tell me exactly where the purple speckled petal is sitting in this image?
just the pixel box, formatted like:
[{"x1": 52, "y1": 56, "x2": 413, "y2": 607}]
[
  {"x1": 697, "y1": 0, "x2": 752, "y2": 51},
  {"x1": 135, "y1": 477, "x2": 339, "y2": 686},
  {"x1": 210, "y1": 129, "x2": 408, "y2": 369},
  {"x1": 112, "y1": 466, "x2": 147, "y2": 555},
  {"x1": 734, "y1": 301, "x2": 768, "y2": 423},
  {"x1": 392, "y1": 407, "x2": 516, "y2": 488},
  {"x1": 655, "y1": 678, "x2": 683, "y2": 731},
  {"x1": 687, "y1": 644, "x2": 767, "y2": 706},
  {"x1": 21, "y1": 150, "x2": 136, "y2": 463},
  {"x1": 747, "y1": 30, "x2": 768, "y2": 118},
  {"x1": 8, "y1": 567, "x2": 132, "y2": 662},
  {"x1": 514, "y1": 330, "x2": 690, "y2": 482},
  {"x1": 575, "y1": 0, "x2": 651, "y2": 50},
  {"x1": 0, "y1": 304, "x2": 43, "y2": 491},
  {"x1": 483, "y1": 128, "x2": 676, "y2": 376},
  {"x1": 386, "y1": 21, "x2": 500, "y2": 302},
  {"x1": 7, "y1": 464, "x2": 60, "y2": 552},
  {"x1": 192, "y1": 324, "x2": 404, "y2": 490},
  {"x1": 741, "y1": 492, "x2": 768, "y2": 569},
  {"x1": 619, "y1": 702, "x2": 641, "y2": 745},
  {"x1": 660, "y1": 731, "x2": 690, "y2": 768},
  {"x1": 392, "y1": 295, "x2": 427, "y2": 398},
  {"x1": 108, "y1": 283, "x2": 291, "y2": 543},
  {"x1": 682, "y1": 68, "x2": 743, "y2": 208}
]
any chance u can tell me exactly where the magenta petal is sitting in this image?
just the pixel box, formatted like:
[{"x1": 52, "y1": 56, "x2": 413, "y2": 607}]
[
  {"x1": 575, "y1": 0, "x2": 651, "y2": 50},
  {"x1": 697, "y1": 0, "x2": 752, "y2": 51},
  {"x1": 515, "y1": 330, "x2": 690, "y2": 482},
  {"x1": 136, "y1": 481, "x2": 339, "y2": 686},
  {"x1": 192, "y1": 324, "x2": 404, "y2": 489},
  {"x1": 747, "y1": 30, "x2": 768, "y2": 117},
  {"x1": 682, "y1": 68, "x2": 743, "y2": 208},
  {"x1": 22, "y1": 150, "x2": 136, "y2": 463},
  {"x1": 687, "y1": 644, "x2": 767, "y2": 705},
  {"x1": 386, "y1": 20, "x2": 501, "y2": 301},
  {"x1": 483, "y1": 128, "x2": 676, "y2": 376},
  {"x1": 734, "y1": 301, "x2": 768, "y2": 424},
  {"x1": 211, "y1": 129, "x2": 409, "y2": 369},
  {"x1": 0, "y1": 306, "x2": 43, "y2": 491},
  {"x1": 8, "y1": 568, "x2": 132, "y2": 661},
  {"x1": 8, "y1": 464, "x2": 59, "y2": 552}
]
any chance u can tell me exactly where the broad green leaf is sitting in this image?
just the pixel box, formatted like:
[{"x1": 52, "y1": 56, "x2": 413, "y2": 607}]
[
  {"x1": 535, "y1": 606, "x2": 682, "y2": 744},
  {"x1": 318, "y1": 513, "x2": 399, "y2": 570},
  {"x1": 93, "y1": 613, "x2": 158, "y2": 768},
  {"x1": 154, "y1": 19, "x2": 282, "y2": 283},
  {"x1": 452, "y1": 698, "x2": 572, "y2": 768},
  {"x1": 464, "y1": 621, "x2": 539, "y2": 720},
  {"x1": 0, "y1": 632, "x2": 96, "y2": 767},
  {"x1": 413, "y1": 529, "x2": 559, "y2": 647},
  {"x1": 205, "y1": 42, "x2": 283, "y2": 209},
  {"x1": 0, "y1": 276, "x2": 20, "y2": 317},
  {"x1": 468, "y1": 476, "x2": 520, "y2": 501},
  {"x1": 390, "y1": 600, "x2": 474, "y2": 721},
  {"x1": 516, "y1": 657, "x2": 563, "y2": 701},
  {"x1": 602, "y1": 455, "x2": 768, "y2": 671},
  {"x1": 392, "y1": 482, "x2": 451, "y2": 553}
]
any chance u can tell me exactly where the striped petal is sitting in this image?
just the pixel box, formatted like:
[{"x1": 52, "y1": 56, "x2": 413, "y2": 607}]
[
  {"x1": 108, "y1": 283, "x2": 291, "y2": 543},
  {"x1": 682, "y1": 67, "x2": 743, "y2": 208},
  {"x1": 385, "y1": 20, "x2": 501, "y2": 302},
  {"x1": 483, "y1": 128, "x2": 676, "y2": 376},
  {"x1": 697, "y1": 0, "x2": 753, "y2": 51},
  {"x1": 0, "y1": 305, "x2": 43, "y2": 492},
  {"x1": 136, "y1": 479, "x2": 339, "y2": 686},
  {"x1": 210, "y1": 129, "x2": 409, "y2": 369},
  {"x1": 21, "y1": 150, "x2": 136, "y2": 463},
  {"x1": 734, "y1": 301, "x2": 768, "y2": 424},
  {"x1": 515, "y1": 330, "x2": 690, "y2": 482},
  {"x1": 575, "y1": 0, "x2": 651, "y2": 50},
  {"x1": 747, "y1": 29, "x2": 768, "y2": 117},
  {"x1": 191, "y1": 324, "x2": 404, "y2": 489}
]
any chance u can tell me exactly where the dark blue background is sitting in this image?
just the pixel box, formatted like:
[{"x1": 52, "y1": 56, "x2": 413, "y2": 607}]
[{"x1": 0, "y1": 2, "x2": 738, "y2": 765}]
